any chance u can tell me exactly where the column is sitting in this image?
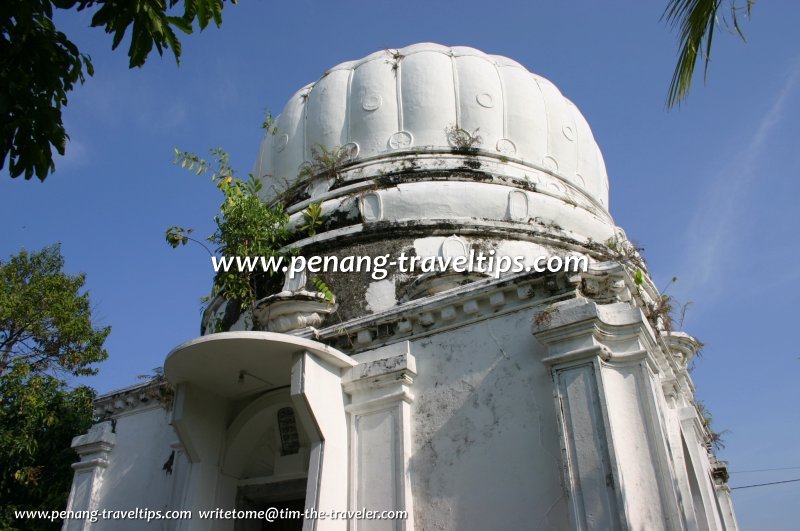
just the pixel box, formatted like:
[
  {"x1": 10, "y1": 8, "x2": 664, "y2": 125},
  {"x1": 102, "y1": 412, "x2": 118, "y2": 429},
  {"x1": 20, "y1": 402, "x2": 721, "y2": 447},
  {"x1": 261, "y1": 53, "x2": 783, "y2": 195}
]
[
  {"x1": 63, "y1": 422, "x2": 116, "y2": 530},
  {"x1": 532, "y1": 298, "x2": 685, "y2": 531},
  {"x1": 343, "y1": 345, "x2": 416, "y2": 531}
]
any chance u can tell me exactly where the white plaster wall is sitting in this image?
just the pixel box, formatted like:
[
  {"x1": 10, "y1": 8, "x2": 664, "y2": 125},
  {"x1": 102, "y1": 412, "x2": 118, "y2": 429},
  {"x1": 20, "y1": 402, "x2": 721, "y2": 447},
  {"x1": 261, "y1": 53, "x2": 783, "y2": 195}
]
[
  {"x1": 94, "y1": 406, "x2": 183, "y2": 529},
  {"x1": 407, "y1": 308, "x2": 568, "y2": 530}
]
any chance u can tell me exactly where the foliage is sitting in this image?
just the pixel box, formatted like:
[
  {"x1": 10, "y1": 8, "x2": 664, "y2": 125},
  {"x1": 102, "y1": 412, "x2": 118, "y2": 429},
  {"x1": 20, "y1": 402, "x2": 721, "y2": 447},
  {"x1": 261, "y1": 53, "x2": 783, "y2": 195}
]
[
  {"x1": 136, "y1": 367, "x2": 175, "y2": 411},
  {"x1": 592, "y1": 237, "x2": 695, "y2": 332},
  {"x1": 167, "y1": 148, "x2": 290, "y2": 325},
  {"x1": 261, "y1": 111, "x2": 278, "y2": 135},
  {"x1": 696, "y1": 400, "x2": 728, "y2": 450},
  {"x1": 1, "y1": 0, "x2": 236, "y2": 182},
  {"x1": 386, "y1": 50, "x2": 404, "y2": 75},
  {"x1": 603, "y1": 235, "x2": 648, "y2": 273},
  {"x1": 298, "y1": 144, "x2": 355, "y2": 181},
  {"x1": 0, "y1": 372, "x2": 96, "y2": 530},
  {"x1": 300, "y1": 202, "x2": 324, "y2": 237},
  {"x1": 0, "y1": 245, "x2": 106, "y2": 529},
  {"x1": 663, "y1": 0, "x2": 753, "y2": 108},
  {"x1": 310, "y1": 276, "x2": 335, "y2": 304},
  {"x1": 0, "y1": 245, "x2": 110, "y2": 378}
]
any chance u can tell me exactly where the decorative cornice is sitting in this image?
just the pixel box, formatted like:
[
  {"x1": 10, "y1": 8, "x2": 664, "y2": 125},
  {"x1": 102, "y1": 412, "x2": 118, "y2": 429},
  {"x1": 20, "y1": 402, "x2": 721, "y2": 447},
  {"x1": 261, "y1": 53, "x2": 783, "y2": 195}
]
[
  {"x1": 663, "y1": 331, "x2": 702, "y2": 369},
  {"x1": 71, "y1": 421, "x2": 115, "y2": 470},
  {"x1": 540, "y1": 344, "x2": 611, "y2": 366},
  {"x1": 344, "y1": 349, "x2": 417, "y2": 414},
  {"x1": 305, "y1": 268, "x2": 580, "y2": 353},
  {"x1": 93, "y1": 378, "x2": 171, "y2": 419},
  {"x1": 532, "y1": 298, "x2": 661, "y2": 373},
  {"x1": 71, "y1": 457, "x2": 110, "y2": 471},
  {"x1": 284, "y1": 151, "x2": 612, "y2": 224},
  {"x1": 579, "y1": 261, "x2": 633, "y2": 304},
  {"x1": 254, "y1": 291, "x2": 337, "y2": 333}
]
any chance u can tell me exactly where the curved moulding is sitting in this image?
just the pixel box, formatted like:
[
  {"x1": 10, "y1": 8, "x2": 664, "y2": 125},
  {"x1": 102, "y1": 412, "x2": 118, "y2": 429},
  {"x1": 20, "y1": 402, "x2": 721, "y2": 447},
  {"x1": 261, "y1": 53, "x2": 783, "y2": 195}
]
[
  {"x1": 306, "y1": 177, "x2": 335, "y2": 199},
  {"x1": 286, "y1": 196, "x2": 357, "y2": 234},
  {"x1": 496, "y1": 138, "x2": 517, "y2": 155},
  {"x1": 274, "y1": 134, "x2": 289, "y2": 153},
  {"x1": 350, "y1": 181, "x2": 615, "y2": 242},
  {"x1": 388, "y1": 131, "x2": 414, "y2": 150},
  {"x1": 440, "y1": 235, "x2": 469, "y2": 258},
  {"x1": 341, "y1": 142, "x2": 360, "y2": 159},
  {"x1": 507, "y1": 190, "x2": 529, "y2": 221},
  {"x1": 359, "y1": 192, "x2": 383, "y2": 222}
]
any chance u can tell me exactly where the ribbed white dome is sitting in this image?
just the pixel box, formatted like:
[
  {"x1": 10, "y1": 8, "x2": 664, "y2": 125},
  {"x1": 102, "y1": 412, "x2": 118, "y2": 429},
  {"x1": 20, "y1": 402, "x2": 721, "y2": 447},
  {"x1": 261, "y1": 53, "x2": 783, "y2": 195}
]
[{"x1": 255, "y1": 43, "x2": 609, "y2": 208}]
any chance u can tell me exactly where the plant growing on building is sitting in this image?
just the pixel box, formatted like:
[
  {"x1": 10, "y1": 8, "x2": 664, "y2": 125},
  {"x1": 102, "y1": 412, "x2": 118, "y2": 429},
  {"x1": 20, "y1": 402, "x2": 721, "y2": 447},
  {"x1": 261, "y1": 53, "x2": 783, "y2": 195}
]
[
  {"x1": 602, "y1": 235, "x2": 648, "y2": 273},
  {"x1": 298, "y1": 144, "x2": 355, "y2": 181},
  {"x1": 696, "y1": 400, "x2": 728, "y2": 451},
  {"x1": 136, "y1": 367, "x2": 176, "y2": 411},
  {"x1": 300, "y1": 202, "x2": 325, "y2": 237},
  {"x1": 386, "y1": 50, "x2": 404, "y2": 75},
  {"x1": 261, "y1": 111, "x2": 278, "y2": 135},
  {"x1": 589, "y1": 237, "x2": 696, "y2": 333},
  {"x1": 167, "y1": 148, "x2": 290, "y2": 327},
  {"x1": 310, "y1": 276, "x2": 335, "y2": 304}
]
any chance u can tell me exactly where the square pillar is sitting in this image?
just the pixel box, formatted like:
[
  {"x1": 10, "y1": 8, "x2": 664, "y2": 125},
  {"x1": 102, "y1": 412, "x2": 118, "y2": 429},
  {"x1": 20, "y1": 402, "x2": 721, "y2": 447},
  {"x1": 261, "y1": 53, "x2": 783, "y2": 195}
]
[
  {"x1": 533, "y1": 298, "x2": 686, "y2": 531},
  {"x1": 63, "y1": 422, "x2": 116, "y2": 530},
  {"x1": 343, "y1": 346, "x2": 416, "y2": 531}
]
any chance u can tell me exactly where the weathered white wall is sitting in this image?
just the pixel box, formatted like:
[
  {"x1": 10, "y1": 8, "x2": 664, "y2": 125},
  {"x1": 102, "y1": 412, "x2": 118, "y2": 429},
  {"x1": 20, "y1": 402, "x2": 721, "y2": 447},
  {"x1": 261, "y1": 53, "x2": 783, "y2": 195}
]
[
  {"x1": 405, "y1": 308, "x2": 568, "y2": 529},
  {"x1": 64, "y1": 41, "x2": 738, "y2": 531},
  {"x1": 93, "y1": 406, "x2": 185, "y2": 529}
]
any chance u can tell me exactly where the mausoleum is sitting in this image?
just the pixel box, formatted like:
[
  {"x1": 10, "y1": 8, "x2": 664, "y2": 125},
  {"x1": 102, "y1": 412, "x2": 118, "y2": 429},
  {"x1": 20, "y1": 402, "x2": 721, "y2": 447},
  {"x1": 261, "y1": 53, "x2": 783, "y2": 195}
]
[{"x1": 65, "y1": 43, "x2": 738, "y2": 531}]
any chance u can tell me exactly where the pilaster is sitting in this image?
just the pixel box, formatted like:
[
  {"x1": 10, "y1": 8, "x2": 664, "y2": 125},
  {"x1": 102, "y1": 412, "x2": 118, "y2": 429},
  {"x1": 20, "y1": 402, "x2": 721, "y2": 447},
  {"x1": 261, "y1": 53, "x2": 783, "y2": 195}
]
[
  {"x1": 63, "y1": 422, "x2": 116, "y2": 530},
  {"x1": 710, "y1": 459, "x2": 738, "y2": 531},
  {"x1": 532, "y1": 297, "x2": 685, "y2": 531},
  {"x1": 343, "y1": 343, "x2": 416, "y2": 531}
]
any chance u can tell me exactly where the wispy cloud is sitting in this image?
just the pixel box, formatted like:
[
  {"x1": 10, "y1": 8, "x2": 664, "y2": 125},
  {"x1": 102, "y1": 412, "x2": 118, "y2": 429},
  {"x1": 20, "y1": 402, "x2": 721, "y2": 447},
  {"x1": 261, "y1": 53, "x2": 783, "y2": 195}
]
[
  {"x1": 55, "y1": 138, "x2": 89, "y2": 170},
  {"x1": 681, "y1": 61, "x2": 800, "y2": 300}
]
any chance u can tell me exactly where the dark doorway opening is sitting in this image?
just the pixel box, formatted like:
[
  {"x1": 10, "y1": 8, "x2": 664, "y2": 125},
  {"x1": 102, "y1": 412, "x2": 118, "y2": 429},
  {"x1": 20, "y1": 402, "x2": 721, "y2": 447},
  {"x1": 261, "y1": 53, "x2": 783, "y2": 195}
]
[{"x1": 235, "y1": 478, "x2": 307, "y2": 531}]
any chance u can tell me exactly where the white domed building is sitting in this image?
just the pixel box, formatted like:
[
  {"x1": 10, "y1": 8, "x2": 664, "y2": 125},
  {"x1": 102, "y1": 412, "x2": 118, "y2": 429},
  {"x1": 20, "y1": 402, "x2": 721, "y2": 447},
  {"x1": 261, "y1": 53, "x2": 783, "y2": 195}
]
[{"x1": 64, "y1": 44, "x2": 738, "y2": 531}]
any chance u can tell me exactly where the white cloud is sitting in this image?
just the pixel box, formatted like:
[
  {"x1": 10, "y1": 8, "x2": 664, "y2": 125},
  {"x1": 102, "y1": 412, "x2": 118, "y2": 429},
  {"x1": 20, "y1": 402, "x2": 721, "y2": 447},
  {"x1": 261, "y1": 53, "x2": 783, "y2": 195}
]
[
  {"x1": 681, "y1": 61, "x2": 800, "y2": 300},
  {"x1": 56, "y1": 137, "x2": 89, "y2": 170}
]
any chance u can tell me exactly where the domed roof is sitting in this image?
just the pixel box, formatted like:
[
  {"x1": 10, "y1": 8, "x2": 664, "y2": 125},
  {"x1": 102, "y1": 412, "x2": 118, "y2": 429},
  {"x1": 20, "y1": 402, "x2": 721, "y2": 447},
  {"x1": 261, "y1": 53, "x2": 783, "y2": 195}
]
[{"x1": 255, "y1": 43, "x2": 609, "y2": 208}]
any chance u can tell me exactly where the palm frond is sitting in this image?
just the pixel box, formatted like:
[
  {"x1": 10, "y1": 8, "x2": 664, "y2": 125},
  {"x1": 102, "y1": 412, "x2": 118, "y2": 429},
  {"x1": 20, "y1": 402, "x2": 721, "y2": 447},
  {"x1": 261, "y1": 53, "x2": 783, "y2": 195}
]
[
  {"x1": 663, "y1": 0, "x2": 753, "y2": 108},
  {"x1": 663, "y1": 0, "x2": 721, "y2": 108}
]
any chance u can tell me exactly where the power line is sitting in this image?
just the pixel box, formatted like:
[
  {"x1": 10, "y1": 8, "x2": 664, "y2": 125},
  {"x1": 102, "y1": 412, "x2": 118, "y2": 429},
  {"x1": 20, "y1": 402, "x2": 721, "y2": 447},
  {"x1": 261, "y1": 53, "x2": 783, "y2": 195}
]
[
  {"x1": 730, "y1": 466, "x2": 800, "y2": 474},
  {"x1": 731, "y1": 478, "x2": 800, "y2": 490}
]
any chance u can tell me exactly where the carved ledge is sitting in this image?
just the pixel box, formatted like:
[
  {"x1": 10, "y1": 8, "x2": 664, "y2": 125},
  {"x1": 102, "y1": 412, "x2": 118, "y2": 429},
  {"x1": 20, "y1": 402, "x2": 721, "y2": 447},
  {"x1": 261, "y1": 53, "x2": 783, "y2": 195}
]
[
  {"x1": 71, "y1": 421, "x2": 116, "y2": 470},
  {"x1": 343, "y1": 350, "x2": 417, "y2": 404},
  {"x1": 93, "y1": 379, "x2": 170, "y2": 418},
  {"x1": 663, "y1": 331, "x2": 702, "y2": 369},
  {"x1": 532, "y1": 297, "x2": 661, "y2": 373},
  {"x1": 309, "y1": 269, "x2": 579, "y2": 353},
  {"x1": 254, "y1": 291, "x2": 337, "y2": 333},
  {"x1": 580, "y1": 261, "x2": 633, "y2": 304},
  {"x1": 710, "y1": 456, "x2": 732, "y2": 487}
]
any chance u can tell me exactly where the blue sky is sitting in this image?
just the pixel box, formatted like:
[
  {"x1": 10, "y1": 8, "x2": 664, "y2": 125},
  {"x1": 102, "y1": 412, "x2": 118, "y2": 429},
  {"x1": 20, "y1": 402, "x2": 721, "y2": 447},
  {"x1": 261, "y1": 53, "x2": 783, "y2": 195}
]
[{"x1": 2, "y1": 1, "x2": 798, "y2": 527}]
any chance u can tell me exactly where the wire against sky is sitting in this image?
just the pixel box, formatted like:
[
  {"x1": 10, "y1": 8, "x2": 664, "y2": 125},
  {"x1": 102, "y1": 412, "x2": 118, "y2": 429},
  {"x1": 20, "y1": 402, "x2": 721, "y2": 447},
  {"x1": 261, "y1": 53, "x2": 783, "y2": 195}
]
[
  {"x1": 730, "y1": 466, "x2": 800, "y2": 474},
  {"x1": 730, "y1": 478, "x2": 800, "y2": 490}
]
